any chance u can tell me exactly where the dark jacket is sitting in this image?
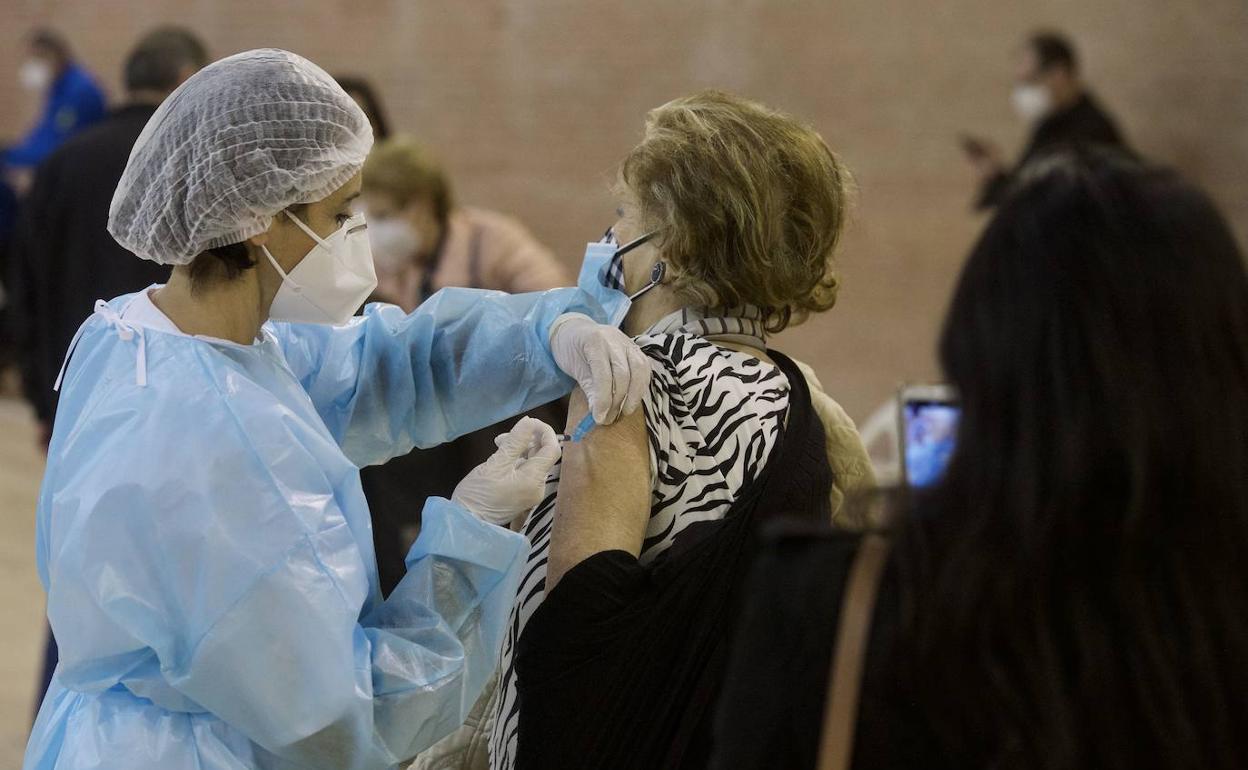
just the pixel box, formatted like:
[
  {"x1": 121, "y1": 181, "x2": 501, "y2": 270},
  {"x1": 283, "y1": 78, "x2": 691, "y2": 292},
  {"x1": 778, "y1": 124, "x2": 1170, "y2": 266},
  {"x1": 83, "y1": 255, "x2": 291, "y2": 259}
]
[
  {"x1": 710, "y1": 525, "x2": 937, "y2": 770},
  {"x1": 10, "y1": 104, "x2": 169, "y2": 424},
  {"x1": 978, "y1": 92, "x2": 1128, "y2": 208}
]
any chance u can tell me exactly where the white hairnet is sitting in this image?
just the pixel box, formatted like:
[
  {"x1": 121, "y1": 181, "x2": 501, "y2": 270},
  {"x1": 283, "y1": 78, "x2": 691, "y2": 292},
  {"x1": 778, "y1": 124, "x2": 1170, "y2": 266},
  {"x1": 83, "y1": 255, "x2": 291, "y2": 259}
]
[{"x1": 108, "y1": 48, "x2": 373, "y2": 265}]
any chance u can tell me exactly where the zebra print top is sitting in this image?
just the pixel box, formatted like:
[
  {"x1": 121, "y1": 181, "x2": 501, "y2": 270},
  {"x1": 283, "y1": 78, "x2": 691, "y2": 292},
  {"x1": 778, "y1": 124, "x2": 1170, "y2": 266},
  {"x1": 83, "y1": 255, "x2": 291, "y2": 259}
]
[{"x1": 489, "y1": 322, "x2": 792, "y2": 770}]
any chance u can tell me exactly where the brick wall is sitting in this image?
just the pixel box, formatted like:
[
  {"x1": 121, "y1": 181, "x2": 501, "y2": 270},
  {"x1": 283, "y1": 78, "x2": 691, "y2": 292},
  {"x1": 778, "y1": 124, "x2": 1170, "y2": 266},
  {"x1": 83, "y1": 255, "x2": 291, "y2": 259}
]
[{"x1": 3, "y1": 0, "x2": 1246, "y2": 420}]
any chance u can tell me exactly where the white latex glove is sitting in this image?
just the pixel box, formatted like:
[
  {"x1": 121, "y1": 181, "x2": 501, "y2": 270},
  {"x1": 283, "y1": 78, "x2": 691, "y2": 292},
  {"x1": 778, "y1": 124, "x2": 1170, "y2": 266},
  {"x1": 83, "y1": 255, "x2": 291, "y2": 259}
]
[
  {"x1": 548, "y1": 312, "x2": 651, "y2": 424},
  {"x1": 452, "y1": 417, "x2": 561, "y2": 525}
]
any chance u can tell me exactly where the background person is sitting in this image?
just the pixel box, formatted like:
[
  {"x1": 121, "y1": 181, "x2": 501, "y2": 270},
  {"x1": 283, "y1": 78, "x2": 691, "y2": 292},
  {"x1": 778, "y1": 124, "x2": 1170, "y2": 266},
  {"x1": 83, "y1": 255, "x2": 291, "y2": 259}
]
[
  {"x1": 712, "y1": 150, "x2": 1248, "y2": 770},
  {"x1": 359, "y1": 135, "x2": 570, "y2": 597},
  {"x1": 961, "y1": 31, "x2": 1130, "y2": 209},
  {"x1": 2, "y1": 28, "x2": 106, "y2": 171},
  {"x1": 0, "y1": 28, "x2": 107, "y2": 374},
  {"x1": 337, "y1": 75, "x2": 392, "y2": 140},
  {"x1": 363, "y1": 136, "x2": 567, "y2": 311},
  {"x1": 11, "y1": 26, "x2": 209, "y2": 447}
]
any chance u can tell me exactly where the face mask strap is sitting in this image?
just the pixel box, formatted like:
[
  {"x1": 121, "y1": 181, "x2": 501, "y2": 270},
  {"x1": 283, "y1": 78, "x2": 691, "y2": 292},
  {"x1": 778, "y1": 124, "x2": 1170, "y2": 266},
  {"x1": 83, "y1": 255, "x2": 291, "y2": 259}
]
[
  {"x1": 612, "y1": 229, "x2": 666, "y2": 300},
  {"x1": 284, "y1": 209, "x2": 329, "y2": 247},
  {"x1": 614, "y1": 230, "x2": 658, "y2": 259},
  {"x1": 260, "y1": 244, "x2": 301, "y2": 293},
  {"x1": 628, "y1": 261, "x2": 667, "y2": 302}
]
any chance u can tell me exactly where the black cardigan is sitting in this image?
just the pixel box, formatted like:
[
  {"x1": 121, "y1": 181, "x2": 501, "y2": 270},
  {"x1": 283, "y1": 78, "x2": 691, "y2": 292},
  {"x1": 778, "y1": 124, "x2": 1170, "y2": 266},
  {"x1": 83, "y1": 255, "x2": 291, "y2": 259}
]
[{"x1": 513, "y1": 351, "x2": 833, "y2": 770}]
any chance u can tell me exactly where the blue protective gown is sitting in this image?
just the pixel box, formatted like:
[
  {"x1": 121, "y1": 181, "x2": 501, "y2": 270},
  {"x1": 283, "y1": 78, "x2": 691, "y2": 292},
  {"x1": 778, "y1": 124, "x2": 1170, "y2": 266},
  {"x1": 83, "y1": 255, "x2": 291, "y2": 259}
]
[{"x1": 23, "y1": 287, "x2": 604, "y2": 770}]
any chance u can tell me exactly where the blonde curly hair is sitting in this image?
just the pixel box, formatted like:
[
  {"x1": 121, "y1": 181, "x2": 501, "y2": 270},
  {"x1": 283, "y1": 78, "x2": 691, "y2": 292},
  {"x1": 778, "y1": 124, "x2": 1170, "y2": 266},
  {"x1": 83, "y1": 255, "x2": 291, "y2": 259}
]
[{"x1": 618, "y1": 90, "x2": 853, "y2": 332}]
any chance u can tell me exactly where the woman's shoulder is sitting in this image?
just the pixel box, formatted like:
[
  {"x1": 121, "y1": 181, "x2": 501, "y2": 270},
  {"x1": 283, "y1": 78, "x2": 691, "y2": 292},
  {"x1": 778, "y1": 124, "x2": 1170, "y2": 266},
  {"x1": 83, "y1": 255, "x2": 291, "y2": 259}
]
[
  {"x1": 635, "y1": 330, "x2": 789, "y2": 394},
  {"x1": 633, "y1": 329, "x2": 789, "y2": 466}
]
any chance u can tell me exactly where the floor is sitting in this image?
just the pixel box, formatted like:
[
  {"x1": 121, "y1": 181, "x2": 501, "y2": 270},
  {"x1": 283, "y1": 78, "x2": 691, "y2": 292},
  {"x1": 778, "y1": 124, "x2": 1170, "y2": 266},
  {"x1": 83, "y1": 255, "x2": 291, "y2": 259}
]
[{"x1": 0, "y1": 396, "x2": 47, "y2": 767}]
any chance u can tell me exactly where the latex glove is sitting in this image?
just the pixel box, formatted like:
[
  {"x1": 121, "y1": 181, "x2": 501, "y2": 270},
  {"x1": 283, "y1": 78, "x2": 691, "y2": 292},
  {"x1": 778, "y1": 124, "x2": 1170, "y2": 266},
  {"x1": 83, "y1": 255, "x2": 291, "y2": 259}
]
[
  {"x1": 548, "y1": 312, "x2": 651, "y2": 424},
  {"x1": 452, "y1": 417, "x2": 561, "y2": 525}
]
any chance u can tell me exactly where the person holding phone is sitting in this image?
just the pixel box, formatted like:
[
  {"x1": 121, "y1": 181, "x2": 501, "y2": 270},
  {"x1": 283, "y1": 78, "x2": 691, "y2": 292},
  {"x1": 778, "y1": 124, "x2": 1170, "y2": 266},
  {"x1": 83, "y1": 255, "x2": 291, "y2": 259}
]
[
  {"x1": 961, "y1": 31, "x2": 1130, "y2": 209},
  {"x1": 712, "y1": 149, "x2": 1248, "y2": 770}
]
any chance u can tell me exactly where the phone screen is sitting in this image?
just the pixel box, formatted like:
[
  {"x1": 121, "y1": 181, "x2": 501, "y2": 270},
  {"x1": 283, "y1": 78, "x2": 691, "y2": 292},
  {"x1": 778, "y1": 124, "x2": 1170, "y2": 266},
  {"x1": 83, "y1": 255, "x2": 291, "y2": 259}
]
[{"x1": 902, "y1": 400, "x2": 960, "y2": 488}]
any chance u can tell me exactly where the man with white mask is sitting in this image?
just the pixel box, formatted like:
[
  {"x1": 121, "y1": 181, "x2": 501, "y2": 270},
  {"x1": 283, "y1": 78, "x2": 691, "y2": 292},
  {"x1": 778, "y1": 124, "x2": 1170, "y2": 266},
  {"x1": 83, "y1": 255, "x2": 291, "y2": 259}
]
[
  {"x1": 960, "y1": 30, "x2": 1130, "y2": 209},
  {"x1": 23, "y1": 48, "x2": 648, "y2": 770}
]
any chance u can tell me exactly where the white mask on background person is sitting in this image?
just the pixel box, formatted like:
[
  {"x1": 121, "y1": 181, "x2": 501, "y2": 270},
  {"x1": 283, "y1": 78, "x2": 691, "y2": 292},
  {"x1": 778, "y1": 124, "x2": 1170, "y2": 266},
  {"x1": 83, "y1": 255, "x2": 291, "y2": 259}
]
[
  {"x1": 1011, "y1": 83, "x2": 1052, "y2": 123},
  {"x1": 263, "y1": 211, "x2": 378, "y2": 325},
  {"x1": 367, "y1": 218, "x2": 422, "y2": 274},
  {"x1": 19, "y1": 59, "x2": 52, "y2": 92}
]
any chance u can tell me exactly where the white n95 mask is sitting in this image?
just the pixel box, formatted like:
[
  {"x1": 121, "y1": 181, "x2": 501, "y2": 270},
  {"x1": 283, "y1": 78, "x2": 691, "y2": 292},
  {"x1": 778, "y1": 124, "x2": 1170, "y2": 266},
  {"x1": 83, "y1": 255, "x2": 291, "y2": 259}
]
[{"x1": 263, "y1": 211, "x2": 378, "y2": 325}]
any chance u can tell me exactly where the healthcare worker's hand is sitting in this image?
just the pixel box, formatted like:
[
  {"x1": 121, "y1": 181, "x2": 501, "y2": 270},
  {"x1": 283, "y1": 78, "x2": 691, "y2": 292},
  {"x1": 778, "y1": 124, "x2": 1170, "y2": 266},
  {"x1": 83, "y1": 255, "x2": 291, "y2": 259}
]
[
  {"x1": 549, "y1": 312, "x2": 651, "y2": 424},
  {"x1": 452, "y1": 417, "x2": 561, "y2": 525}
]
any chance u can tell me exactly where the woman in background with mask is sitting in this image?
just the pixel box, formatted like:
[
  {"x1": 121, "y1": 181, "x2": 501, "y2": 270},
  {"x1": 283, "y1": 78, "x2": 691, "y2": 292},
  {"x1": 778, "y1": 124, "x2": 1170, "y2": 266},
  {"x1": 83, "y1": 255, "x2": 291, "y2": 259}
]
[
  {"x1": 23, "y1": 49, "x2": 648, "y2": 770},
  {"x1": 363, "y1": 136, "x2": 567, "y2": 312},
  {"x1": 357, "y1": 136, "x2": 570, "y2": 597}
]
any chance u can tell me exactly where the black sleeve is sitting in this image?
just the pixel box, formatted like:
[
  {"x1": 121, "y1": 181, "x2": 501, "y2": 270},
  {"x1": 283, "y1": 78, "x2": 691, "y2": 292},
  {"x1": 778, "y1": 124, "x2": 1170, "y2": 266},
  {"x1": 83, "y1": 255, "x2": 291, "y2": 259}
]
[
  {"x1": 1097, "y1": 113, "x2": 1127, "y2": 150},
  {"x1": 9, "y1": 158, "x2": 61, "y2": 423},
  {"x1": 516, "y1": 549, "x2": 649, "y2": 682},
  {"x1": 975, "y1": 169, "x2": 1013, "y2": 210},
  {"x1": 710, "y1": 527, "x2": 860, "y2": 770}
]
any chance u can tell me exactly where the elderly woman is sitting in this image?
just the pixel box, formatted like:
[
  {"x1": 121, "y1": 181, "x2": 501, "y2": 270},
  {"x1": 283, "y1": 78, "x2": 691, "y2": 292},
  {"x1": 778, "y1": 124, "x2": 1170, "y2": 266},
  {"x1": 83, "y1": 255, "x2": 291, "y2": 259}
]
[
  {"x1": 22, "y1": 50, "x2": 649, "y2": 770},
  {"x1": 470, "y1": 91, "x2": 872, "y2": 770}
]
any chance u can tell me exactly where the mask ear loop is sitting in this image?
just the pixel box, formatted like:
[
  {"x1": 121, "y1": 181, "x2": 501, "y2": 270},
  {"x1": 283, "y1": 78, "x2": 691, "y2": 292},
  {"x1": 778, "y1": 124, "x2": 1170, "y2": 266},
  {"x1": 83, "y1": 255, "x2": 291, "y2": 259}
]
[
  {"x1": 628, "y1": 261, "x2": 667, "y2": 301},
  {"x1": 261, "y1": 245, "x2": 302, "y2": 294},
  {"x1": 259, "y1": 208, "x2": 326, "y2": 295},
  {"x1": 614, "y1": 230, "x2": 666, "y2": 300},
  {"x1": 284, "y1": 209, "x2": 332, "y2": 246}
]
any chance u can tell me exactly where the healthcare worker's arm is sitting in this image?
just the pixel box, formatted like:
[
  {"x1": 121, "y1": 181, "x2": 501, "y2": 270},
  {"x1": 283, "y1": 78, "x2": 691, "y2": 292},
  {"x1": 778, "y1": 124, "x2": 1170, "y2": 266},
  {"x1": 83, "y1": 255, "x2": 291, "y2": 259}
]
[
  {"x1": 192, "y1": 497, "x2": 525, "y2": 770},
  {"x1": 46, "y1": 391, "x2": 531, "y2": 770},
  {"x1": 273, "y1": 286, "x2": 645, "y2": 467}
]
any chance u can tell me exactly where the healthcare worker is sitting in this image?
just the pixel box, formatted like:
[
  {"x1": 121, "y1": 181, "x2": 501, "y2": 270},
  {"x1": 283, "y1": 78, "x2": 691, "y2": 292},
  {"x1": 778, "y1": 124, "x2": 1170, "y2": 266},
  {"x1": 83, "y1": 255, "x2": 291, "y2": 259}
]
[{"x1": 22, "y1": 49, "x2": 649, "y2": 770}]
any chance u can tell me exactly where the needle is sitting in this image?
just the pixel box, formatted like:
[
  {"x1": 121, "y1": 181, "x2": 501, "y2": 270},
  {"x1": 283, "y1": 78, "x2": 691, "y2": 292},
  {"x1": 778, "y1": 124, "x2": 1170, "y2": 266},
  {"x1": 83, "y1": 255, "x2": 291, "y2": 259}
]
[{"x1": 558, "y1": 412, "x2": 598, "y2": 444}]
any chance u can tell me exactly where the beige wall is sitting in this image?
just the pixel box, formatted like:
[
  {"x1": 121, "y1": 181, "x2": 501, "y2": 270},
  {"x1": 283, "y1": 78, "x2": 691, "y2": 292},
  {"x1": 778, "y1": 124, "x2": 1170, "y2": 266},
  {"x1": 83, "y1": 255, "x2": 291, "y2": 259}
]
[{"x1": 3, "y1": 0, "x2": 1246, "y2": 420}]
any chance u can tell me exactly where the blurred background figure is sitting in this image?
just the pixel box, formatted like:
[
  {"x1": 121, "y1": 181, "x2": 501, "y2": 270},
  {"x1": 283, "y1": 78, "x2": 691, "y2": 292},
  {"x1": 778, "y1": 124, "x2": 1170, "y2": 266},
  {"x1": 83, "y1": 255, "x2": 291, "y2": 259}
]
[
  {"x1": 363, "y1": 135, "x2": 568, "y2": 311},
  {"x1": 713, "y1": 150, "x2": 1248, "y2": 770},
  {"x1": 2, "y1": 29, "x2": 106, "y2": 172},
  {"x1": 7, "y1": 25, "x2": 209, "y2": 716},
  {"x1": 11, "y1": 26, "x2": 208, "y2": 445},
  {"x1": 337, "y1": 74, "x2": 392, "y2": 140},
  {"x1": 0, "y1": 29, "x2": 107, "y2": 376},
  {"x1": 962, "y1": 31, "x2": 1131, "y2": 208},
  {"x1": 358, "y1": 134, "x2": 570, "y2": 597}
]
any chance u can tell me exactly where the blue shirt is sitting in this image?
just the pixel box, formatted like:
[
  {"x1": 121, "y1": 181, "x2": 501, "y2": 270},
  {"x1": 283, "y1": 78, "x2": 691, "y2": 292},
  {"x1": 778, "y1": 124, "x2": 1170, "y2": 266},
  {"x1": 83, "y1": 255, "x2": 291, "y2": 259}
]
[{"x1": 4, "y1": 63, "x2": 106, "y2": 168}]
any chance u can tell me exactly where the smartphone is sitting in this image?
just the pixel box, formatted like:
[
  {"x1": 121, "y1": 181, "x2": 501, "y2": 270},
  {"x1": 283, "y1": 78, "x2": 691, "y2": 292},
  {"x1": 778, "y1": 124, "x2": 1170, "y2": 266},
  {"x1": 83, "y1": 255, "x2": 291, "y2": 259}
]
[{"x1": 898, "y1": 384, "x2": 960, "y2": 489}]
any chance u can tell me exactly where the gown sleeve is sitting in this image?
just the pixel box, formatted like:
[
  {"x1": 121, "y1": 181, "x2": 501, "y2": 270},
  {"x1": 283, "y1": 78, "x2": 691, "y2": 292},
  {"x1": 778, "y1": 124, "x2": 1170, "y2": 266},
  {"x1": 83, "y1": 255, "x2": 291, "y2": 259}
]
[
  {"x1": 43, "y1": 386, "x2": 529, "y2": 770},
  {"x1": 169, "y1": 496, "x2": 528, "y2": 769},
  {"x1": 271, "y1": 286, "x2": 605, "y2": 468}
]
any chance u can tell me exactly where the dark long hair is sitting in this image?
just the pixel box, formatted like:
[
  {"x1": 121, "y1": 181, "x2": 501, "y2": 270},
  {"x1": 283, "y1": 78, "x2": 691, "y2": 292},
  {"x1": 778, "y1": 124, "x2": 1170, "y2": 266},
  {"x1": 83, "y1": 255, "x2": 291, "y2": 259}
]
[{"x1": 897, "y1": 150, "x2": 1248, "y2": 769}]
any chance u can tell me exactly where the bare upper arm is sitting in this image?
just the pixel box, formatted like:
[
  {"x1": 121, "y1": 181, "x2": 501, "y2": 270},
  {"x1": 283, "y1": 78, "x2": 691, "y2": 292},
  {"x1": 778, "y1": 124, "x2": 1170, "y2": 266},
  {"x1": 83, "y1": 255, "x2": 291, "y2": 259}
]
[{"x1": 545, "y1": 388, "x2": 651, "y2": 589}]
